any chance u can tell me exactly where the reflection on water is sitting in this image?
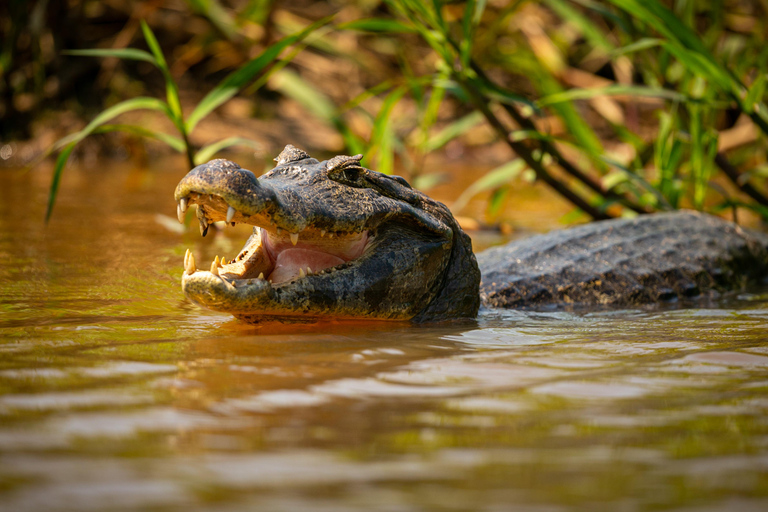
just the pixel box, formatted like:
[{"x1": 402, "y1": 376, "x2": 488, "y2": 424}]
[{"x1": 2, "y1": 161, "x2": 768, "y2": 511}]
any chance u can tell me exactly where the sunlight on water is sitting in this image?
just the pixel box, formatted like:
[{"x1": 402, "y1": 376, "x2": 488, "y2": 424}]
[{"x1": 1, "y1": 161, "x2": 768, "y2": 511}]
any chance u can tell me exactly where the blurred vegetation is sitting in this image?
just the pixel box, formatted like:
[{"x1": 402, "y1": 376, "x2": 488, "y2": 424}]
[{"x1": 1, "y1": 0, "x2": 767, "y2": 223}]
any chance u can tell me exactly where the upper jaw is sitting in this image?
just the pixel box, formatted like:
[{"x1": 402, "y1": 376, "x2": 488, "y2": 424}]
[{"x1": 174, "y1": 158, "x2": 379, "y2": 237}]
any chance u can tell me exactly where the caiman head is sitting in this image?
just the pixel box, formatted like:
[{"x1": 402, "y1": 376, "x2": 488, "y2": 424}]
[{"x1": 174, "y1": 145, "x2": 480, "y2": 323}]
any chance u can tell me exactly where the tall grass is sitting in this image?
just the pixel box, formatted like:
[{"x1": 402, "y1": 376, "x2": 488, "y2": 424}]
[
  {"x1": 44, "y1": 17, "x2": 330, "y2": 221},
  {"x1": 41, "y1": 1, "x2": 768, "y2": 223},
  {"x1": 372, "y1": 0, "x2": 766, "y2": 220}
]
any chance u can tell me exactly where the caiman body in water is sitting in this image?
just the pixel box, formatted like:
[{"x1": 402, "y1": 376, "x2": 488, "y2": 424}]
[{"x1": 175, "y1": 146, "x2": 768, "y2": 322}]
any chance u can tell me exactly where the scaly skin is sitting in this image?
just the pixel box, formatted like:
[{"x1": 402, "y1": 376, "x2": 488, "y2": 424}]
[
  {"x1": 174, "y1": 145, "x2": 480, "y2": 322},
  {"x1": 175, "y1": 145, "x2": 768, "y2": 322},
  {"x1": 478, "y1": 210, "x2": 768, "y2": 308}
]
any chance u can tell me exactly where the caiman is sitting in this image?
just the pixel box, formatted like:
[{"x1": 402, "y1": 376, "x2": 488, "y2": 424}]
[{"x1": 174, "y1": 145, "x2": 768, "y2": 323}]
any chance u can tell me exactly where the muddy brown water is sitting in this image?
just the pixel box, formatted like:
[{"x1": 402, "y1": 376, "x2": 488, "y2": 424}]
[{"x1": 2, "y1": 158, "x2": 768, "y2": 512}]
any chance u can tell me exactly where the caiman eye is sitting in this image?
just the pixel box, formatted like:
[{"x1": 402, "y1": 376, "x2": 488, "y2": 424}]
[
  {"x1": 326, "y1": 154, "x2": 365, "y2": 185},
  {"x1": 342, "y1": 167, "x2": 361, "y2": 182}
]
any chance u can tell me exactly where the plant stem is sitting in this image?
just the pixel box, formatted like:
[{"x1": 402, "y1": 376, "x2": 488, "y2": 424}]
[
  {"x1": 460, "y1": 76, "x2": 612, "y2": 220},
  {"x1": 182, "y1": 130, "x2": 195, "y2": 168},
  {"x1": 501, "y1": 102, "x2": 650, "y2": 214},
  {"x1": 468, "y1": 62, "x2": 649, "y2": 214},
  {"x1": 714, "y1": 152, "x2": 768, "y2": 208}
]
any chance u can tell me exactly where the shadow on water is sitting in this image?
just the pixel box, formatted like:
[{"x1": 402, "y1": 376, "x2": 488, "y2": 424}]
[{"x1": 2, "y1": 160, "x2": 768, "y2": 511}]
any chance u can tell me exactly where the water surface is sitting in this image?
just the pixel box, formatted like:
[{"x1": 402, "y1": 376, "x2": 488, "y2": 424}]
[{"x1": 2, "y1": 160, "x2": 768, "y2": 511}]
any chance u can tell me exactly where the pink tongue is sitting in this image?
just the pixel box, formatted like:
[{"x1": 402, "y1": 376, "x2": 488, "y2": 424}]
[{"x1": 269, "y1": 248, "x2": 345, "y2": 284}]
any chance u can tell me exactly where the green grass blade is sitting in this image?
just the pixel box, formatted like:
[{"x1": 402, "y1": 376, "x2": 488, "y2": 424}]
[
  {"x1": 460, "y1": 0, "x2": 477, "y2": 68},
  {"x1": 451, "y1": 159, "x2": 526, "y2": 213},
  {"x1": 423, "y1": 111, "x2": 484, "y2": 152},
  {"x1": 367, "y1": 86, "x2": 407, "y2": 175},
  {"x1": 44, "y1": 97, "x2": 171, "y2": 221},
  {"x1": 63, "y1": 48, "x2": 157, "y2": 64},
  {"x1": 185, "y1": 16, "x2": 333, "y2": 133},
  {"x1": 268, "y1": 68, "x2": 365, "y2": 153},
  {"x1": 610, "y1": 38, "x2": 664, "y2": 57},
  {"x1": 140, "y1": 20, "x2": 170, "y2": 71},
  {"x1": 745, "y1": 74, "x2": 767, "y2": 112},
  {"x1": 660, "y1": 42, "x2": 734, "y2": 94},
  {"x1": 92, "y1": 124, "x2": 186, "y2": 152},
  {"x1": 64, "y1": 97, "x2": 170, "y2": 147},
  {"x1": 536, "y1": 84, "x2": 688, "y2": 106},
  {"x1": 140, "y1": 20, "x2": 183, "y2": 124},
  {"x1": 184, "y1": 0, "x2": 238, "y2": 40},
  {"x1": 338, "y1": 19, "x2": 416, "y2": 33},
  {"x1": 45, "y1": 142, "x2": 76, "y2": 223},
  {"x1": 534, "y1": 70, "x2": 605, "y2": 166},
  {"x1": 604, "y1": 0, "x2": 742, "y2": 97},
  {"x1": 193, "y1": 137, "x2": 261, "y2": 165},
  {"x1": 270, "y1": 69, "x2": 336, "y2": 121},
  {"x1": 544, "y1": 0, "x2": 614, "y2": 52}
]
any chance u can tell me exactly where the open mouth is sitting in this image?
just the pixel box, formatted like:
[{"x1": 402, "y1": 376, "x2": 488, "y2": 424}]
[
  {"x1": 172, "y1": 151, "x2": 476, "y2": 322},
  {"x1": 179, "y1": 192, "x2": 373, "y2": 288}
]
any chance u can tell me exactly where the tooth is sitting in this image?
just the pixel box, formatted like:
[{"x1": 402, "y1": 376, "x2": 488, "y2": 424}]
[
  {"x1": 328, "y1": 232, "x2": 334, "y2": 238},
  {"x1": 185, "y1": 252, "x2": 196, "y2": 275},
  {"x1": 307, "y1": 267, "x2": 312, "y2": 275},
  {"x1": 299, "y1": 268, "x2": 305, "y2": 278},
  {"x1": 276, "y1": 227, "x2": 283, "y2": 235},
  {"x1": 226, "y1": 206, "x2": 236, "y2": 224},
  {"x1": 217, "y1": 256, "x2": 224, "y2": 268},
  {"x1": 210, "y1": 260, "x2": 219, "y2": 276},
  {"x1": 258, "y1": 272, "x2": 264, "y2": 280},
  {"x1": 290, "y1": 233, "x2": 299, "y2": 246},
  {"x1": 199, "y1": 217, "x2": 209, "y2": 237},
  {"x1": 184, "y1": 248, "x2": 190, "y2": 268},
  {"x1": 180, "y1": 197, "x2": 188, "y2": 213},
  {"x1": 177, "y1": 203, "x2": 185, "y2": 223},
  {"x1": 320, "y1": 230, "x2": 326, "y2": 237}
]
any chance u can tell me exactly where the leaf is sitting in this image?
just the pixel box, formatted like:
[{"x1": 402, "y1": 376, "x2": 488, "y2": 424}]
[
  {"x1": 140, "y1": 21, "x2": 183, "y2": 125},
  {"x1": 451, "y1": 159, "x2": 527, "y2": 213},
  {"x1": 45, "y1": 142, "x2": 76, "y2": 223},
  {"x1": 603, "y1": 0, "x2": 742, "y2": 97},
  {"x1": 367, "y1": 86, "x2": 407, "y2": 175},
  {"x1": 63, "y1": 48, "x2": 157, "y2": 64},
  {"x1": 194, "y1": 137, "x2": 261, "y2": 165},
  {"x1": 140, "y1": 20, "x2": 170, "y2": 72},
  {"x1": 545, "y1": 0, "x2": 614, "y2": 53},
  {"x1": 184, "y1": 0, "x2": 238, "y2": 40},
  {"x1": 745, "y1": 74, "x2": 767, "y2": 112},
  {"x1": 609, "y1": 38, "x2": 664, "y2": 57},
  {"x1": 601, "y1": 170, "x2": 629, "y2": 190},
  {"x1": 56, "y1": 97, "x2": 170, "y2": 150},
  {"x1": 44, "y1": 97, "x2": 170, "y2": 221},
  {"x1": 423, "y1": 111, "x2": 484, "y2": 152},
  {"x1": 185, "y1": 16, "x2": 333, "y2": 133},
  {"x1": 537, "y1": 84, "x2": 687, "y2": 107},
  {"x1": 269, "y1": 69, "x2": 365, "y2": 154},
  {"x1": 92, "y1": 124, "x2": 186, "y2": 152},
  {"x1": 535, "y1": 71, "x2": 605, "y2": 166},
  {"x1": 270, "y1": 69, "x2": 336, "y2": 121},
  {"x1": 412, "y1": 172, "x2": 447, "y2": 191},
  {"x1": 338, "y1": 19, "x2": 417, "y2": 33}
]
